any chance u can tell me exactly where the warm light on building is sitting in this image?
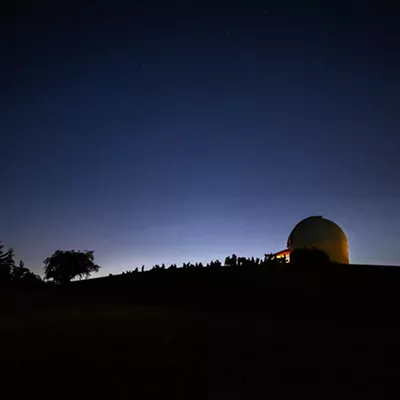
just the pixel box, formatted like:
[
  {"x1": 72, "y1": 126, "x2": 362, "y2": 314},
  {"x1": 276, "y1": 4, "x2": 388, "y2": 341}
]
[{"x1": 274, "y1": 249, "x2": 290, "y2": 261}]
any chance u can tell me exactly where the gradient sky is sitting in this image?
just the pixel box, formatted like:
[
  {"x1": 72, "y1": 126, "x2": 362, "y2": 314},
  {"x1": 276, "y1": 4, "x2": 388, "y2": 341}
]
[{"x1": 1, "y1": 1, "x2": 399, "y2": 275}]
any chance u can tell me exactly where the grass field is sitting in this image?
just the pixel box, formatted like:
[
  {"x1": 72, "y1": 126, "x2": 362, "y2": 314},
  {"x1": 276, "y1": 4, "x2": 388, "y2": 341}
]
[{"x1": 2, "y1": 294, "x2": 398, "y2": 399}]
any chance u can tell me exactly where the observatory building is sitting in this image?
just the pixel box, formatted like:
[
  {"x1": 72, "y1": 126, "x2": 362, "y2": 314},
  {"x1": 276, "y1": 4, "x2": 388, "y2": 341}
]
[{"x1": 273, "y1": 216, "x2": 349, "y2": 264}]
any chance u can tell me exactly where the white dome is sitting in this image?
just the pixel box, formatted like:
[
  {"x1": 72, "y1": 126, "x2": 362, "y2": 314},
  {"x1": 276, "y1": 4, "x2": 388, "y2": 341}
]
[{"x1": 287, "y1": 216, "x2": 349, "y2": 264}]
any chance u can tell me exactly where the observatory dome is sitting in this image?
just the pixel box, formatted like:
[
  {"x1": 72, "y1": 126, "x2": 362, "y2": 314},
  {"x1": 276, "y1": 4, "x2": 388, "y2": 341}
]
[{"x1": 287, "y1": 216, "x2": 349, "y2": 264}]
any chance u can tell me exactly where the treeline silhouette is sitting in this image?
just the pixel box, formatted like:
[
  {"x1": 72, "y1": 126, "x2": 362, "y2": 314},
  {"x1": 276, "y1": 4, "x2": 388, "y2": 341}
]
[
  {"x1": 0, "y1": 241, "x2": 43, "y2": 287},
  {"x1": 1, "y1": 237, "x2": 397, "y2": 295},
  {"x1": 2, "y1": 240, "x2": 399, "y2": 400},
  {"x1": 2, "y1": 238, "x2": 400, "y2": 330},
  {"x1": 1, "y1": 238, "x2": 294, "y2": 287}
]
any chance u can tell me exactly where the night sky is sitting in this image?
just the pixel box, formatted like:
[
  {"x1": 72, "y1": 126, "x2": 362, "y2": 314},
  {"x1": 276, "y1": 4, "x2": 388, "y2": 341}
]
[{"x1": 2, "y1": 1, "x2": 400, "y2": 275}]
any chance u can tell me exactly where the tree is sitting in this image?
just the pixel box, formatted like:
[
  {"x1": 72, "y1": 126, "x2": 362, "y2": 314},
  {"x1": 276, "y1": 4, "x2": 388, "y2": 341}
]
[
  {"x1": 11, "y1": 260, "x2": 30, "y2": 281},
  {"x1": 11, "y1": 261, "x2": 42, "y2": 285},
  {"x1": 0, "y1": 242, "x2": 15, "y2": 282},
  {"x1": 43, "y1": 250, "x2": 100, "y2": 284}
]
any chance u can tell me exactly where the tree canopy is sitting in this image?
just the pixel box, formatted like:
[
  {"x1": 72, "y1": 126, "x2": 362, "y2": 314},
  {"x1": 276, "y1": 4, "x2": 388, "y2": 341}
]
[
  {"x1": 0, "y1": 241, "x2": 42, "y2": 285},
  {"x1": 43, "y1": 250, "x2": 100, "y2": 284},
  {"x1": 11, "y1": 260, "x2": 42, "y2": 285},
  {"x1": 0, "y1": 241, "x2": 15, "y2": 282}
]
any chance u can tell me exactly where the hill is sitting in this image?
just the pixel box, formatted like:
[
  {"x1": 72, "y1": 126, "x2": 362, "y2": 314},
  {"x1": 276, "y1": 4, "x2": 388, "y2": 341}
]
[{"x1": 1, "y1": 262, "x2": 400, "y2": 399}]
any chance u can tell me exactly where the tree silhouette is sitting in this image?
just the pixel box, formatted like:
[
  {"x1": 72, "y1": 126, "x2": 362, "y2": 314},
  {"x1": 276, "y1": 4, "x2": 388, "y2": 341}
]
[
  {"x1": 12, "y1": 261, "x2": 42, "y2": 285},
  {"x1": 11, "y1": 260, "x2": 29, "y2": 280},
  {"x1": 43, "y1": 250, "x2": 100, "y2": 284},
  {"x1": 0, "y1": 242, "x2": 15, "y2": 282}
]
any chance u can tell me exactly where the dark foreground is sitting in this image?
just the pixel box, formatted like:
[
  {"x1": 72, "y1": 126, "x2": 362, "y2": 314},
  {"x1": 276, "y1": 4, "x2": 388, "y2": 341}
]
[{"x1": 2, "y1": 265, "x2": 400, "y2": 399}]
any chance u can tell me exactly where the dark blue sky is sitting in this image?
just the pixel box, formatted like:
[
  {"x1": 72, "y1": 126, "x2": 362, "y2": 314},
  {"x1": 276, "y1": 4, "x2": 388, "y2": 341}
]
[{"x1": 2, "y1": 1, "x2": 399, "y2": 275}]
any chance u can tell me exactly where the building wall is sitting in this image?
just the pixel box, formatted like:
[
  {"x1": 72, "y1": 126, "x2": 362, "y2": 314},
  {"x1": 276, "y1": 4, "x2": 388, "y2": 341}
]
[{"x1": 288, "y1": 218, "x2": 349, "y2": 264}]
